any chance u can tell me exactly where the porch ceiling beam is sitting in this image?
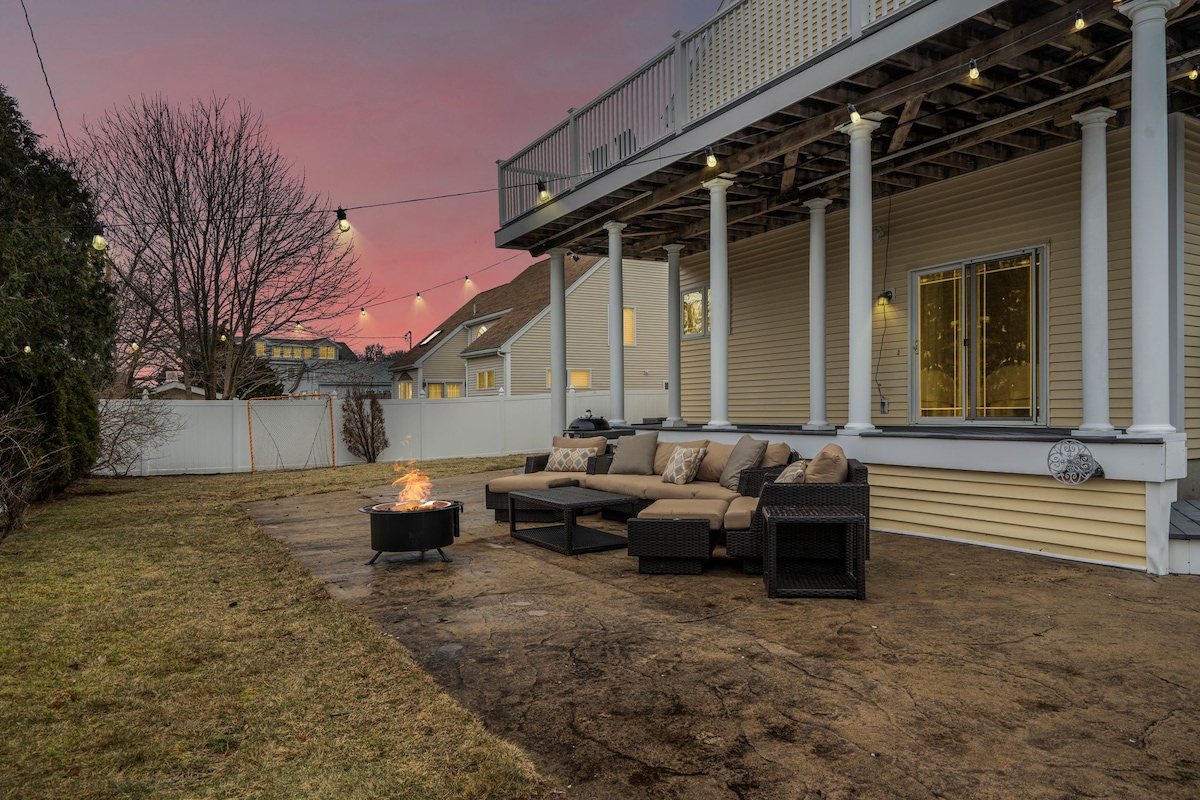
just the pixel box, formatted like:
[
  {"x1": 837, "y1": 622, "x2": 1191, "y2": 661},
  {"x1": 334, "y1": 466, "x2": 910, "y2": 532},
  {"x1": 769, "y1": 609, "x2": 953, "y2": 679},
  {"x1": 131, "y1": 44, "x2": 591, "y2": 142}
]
[
  {"x1": 529, "y1": 0, "x2": 1117, "y2": 256},
  {"x1": 887, "y1": 95, "x2": 927, "y2": 154}
]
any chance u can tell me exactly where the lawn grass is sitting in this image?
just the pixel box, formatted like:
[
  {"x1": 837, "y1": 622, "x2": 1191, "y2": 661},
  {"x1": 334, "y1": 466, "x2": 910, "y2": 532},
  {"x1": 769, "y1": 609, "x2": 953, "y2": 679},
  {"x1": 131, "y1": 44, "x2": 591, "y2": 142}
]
[{"x1": 0, "y1": 456, "x2": 542, "y2": 799}]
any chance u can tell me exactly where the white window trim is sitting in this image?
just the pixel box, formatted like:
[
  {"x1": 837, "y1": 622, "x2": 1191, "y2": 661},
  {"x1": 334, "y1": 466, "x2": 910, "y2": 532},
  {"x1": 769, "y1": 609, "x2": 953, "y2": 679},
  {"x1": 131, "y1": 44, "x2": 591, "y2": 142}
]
[{"x1": 907, "y1": 244, "x2": 1048, "y2": 426}]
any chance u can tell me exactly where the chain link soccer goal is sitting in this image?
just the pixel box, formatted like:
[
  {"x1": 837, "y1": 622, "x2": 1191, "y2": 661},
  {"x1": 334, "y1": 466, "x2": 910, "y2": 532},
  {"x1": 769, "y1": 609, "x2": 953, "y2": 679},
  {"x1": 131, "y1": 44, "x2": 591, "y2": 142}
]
[{"x1": 247, "y1": 394, "x2": 336, "y2": 473}]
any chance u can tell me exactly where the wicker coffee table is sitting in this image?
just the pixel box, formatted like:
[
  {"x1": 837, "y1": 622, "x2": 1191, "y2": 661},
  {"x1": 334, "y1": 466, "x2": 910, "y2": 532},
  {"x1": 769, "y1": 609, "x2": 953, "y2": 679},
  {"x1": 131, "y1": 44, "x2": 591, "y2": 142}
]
[{"x1": 508, "y1": 486, "x2": 637, "y2": 555}]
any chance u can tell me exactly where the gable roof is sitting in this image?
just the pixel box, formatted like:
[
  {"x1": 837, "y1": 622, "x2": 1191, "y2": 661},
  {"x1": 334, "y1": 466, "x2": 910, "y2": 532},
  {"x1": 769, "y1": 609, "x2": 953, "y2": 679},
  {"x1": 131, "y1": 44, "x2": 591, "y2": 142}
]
[{"x1": 390, "y1": 255, "x2": 599, "y2": 371}]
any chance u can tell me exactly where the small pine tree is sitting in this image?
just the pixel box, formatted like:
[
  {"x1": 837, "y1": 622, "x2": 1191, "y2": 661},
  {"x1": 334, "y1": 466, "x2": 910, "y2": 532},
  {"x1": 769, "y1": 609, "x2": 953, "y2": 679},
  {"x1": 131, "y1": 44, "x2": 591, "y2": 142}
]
[{"x1": 341, "y1": 387, "x2": 388, "y2": 463}]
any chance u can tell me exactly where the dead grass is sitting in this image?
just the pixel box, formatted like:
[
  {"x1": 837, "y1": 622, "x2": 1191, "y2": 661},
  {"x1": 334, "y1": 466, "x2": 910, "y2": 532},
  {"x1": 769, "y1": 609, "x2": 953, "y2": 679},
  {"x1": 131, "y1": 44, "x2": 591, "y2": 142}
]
[{"x1": 0, "y1": 456, "x2": 542, "y2": 799}]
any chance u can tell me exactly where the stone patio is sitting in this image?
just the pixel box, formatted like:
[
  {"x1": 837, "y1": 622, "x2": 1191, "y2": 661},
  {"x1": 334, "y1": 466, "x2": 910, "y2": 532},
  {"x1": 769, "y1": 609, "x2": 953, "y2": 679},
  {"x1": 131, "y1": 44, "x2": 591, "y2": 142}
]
[{"x1": 245, "y1": 468, "x2": 1200, "y2": 799}]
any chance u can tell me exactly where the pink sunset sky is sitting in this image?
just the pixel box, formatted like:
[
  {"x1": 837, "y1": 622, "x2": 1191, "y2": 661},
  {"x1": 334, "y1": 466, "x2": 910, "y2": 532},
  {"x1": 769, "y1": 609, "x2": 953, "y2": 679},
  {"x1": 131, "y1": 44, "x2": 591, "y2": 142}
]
[{"x1": 2, "y1": 0, "x2": 716, "y2": 354}]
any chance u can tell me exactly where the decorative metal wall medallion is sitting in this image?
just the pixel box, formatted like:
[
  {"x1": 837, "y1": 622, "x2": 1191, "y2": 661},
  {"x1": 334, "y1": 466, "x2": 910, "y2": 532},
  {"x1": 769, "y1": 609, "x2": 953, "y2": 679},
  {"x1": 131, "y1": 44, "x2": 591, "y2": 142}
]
[{"x1": 1048, "y1": 439, "x2": 1103, "y2": 485}]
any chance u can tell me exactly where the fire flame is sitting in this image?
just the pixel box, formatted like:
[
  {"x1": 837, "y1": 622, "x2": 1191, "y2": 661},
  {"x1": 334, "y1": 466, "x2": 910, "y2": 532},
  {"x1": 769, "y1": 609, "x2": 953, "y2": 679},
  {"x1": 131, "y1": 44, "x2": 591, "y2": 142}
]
[{"x1": 391, "y1": 461, "x2": 433, "y2": 511}]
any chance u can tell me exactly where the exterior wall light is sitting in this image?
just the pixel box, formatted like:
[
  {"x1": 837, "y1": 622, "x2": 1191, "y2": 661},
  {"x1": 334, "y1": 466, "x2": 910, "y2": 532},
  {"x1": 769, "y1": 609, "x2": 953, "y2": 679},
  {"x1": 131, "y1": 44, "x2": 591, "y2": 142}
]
[{"x1": 877, "y1": 289, "x2": 894, "y2": 306}]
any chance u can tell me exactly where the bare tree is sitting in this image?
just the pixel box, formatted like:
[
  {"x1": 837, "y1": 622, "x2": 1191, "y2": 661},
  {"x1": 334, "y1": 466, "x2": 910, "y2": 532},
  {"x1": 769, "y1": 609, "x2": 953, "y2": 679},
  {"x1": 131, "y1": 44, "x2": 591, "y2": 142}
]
[
  {"x1": 0, "y1": 398, "x2": 59, "y2": 537},
  {"x1": 341, "y1": 388, "x2": 389, "y2": 463},
  {"x1": 78, "y1": 96, "x2": 374, "y2": 399},
  {"x1": 92, "y1": 396, "x2": 185, "y2": 477}
]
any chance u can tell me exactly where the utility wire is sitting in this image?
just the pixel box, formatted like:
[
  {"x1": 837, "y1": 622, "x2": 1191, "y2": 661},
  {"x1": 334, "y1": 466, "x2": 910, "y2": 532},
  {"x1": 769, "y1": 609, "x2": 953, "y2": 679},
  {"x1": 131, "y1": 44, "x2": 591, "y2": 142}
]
[{"x1": 20, "y1": 0, "x2": 73, "y2": 163}]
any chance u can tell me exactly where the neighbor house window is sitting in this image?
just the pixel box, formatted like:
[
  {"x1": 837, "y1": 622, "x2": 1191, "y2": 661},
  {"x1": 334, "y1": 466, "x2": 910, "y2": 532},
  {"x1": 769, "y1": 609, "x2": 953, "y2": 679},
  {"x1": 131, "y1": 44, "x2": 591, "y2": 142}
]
[
  {"x1": 623, "y1": 307, "x2": 636, "y2": 346},
  {"x1": 397, "y1": 381, "x2": 413, "y2": 399},
  {"x1": 682, "y1": 287, "x2": 712, "y2": 337},
  {"x1": 911, "y1": 248, "x2": 1041, "y2": 422},
  {"x1": 546, "y1": 369, "x2": 591, "y2": 389},
  {"x1": 426, "y1": 382, "x2": 463, "y2": 399},
  {"x1": 319, "y1": 345, "x2": 336, "y2": 359},
  {"x1": 477, "y1": 370, "x2": 495, "y2": 389},
  {"x1": 475, "y1": 324, "x2": 488, "y2": 341},
  {"x1": 255, "y1": 342, "x2": 266, "y2": 356}
]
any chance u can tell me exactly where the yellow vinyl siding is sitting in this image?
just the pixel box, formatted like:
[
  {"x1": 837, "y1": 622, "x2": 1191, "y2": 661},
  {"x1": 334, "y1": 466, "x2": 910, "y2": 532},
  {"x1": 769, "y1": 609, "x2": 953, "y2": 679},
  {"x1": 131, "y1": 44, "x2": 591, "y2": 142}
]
[
  {"x1": 869, "y1": 465, "x2": 1147, "y2": 568},
  {"x1": 1183, "y1": 117, "x2": 1200, "y2": 459},
  {"x1": 678, "y1": 129, "x2": 1136, "y2": 429},
  {"x1": 421, "y1": 328, "x2": 469, "y2": 383}
]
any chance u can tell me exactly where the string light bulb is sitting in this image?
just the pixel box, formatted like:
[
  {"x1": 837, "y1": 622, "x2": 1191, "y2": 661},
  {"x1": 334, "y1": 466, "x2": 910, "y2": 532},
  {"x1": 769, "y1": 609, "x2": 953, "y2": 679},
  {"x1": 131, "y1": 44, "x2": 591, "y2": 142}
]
[
  {"x1": 968, "y1": 59, "x2": 980, "y2": 80},
  {"x1": 336, "y1": 207, "x2": 350, "y2": 232},
  {"x1": 220, "y1": 334, "x2": 227, "y2": 342},
  {"x1": 704, "y1": 146, "x2": 717, "y2": 168},
  {"x1": 23, "y1": 344, "x2": 31, "y2": 354},
  {"x1": 130, "y1": 342, "x2": 139, "y2": 352},
  {"x1": 91, "y1": 223, "x2": 107, "y2": 251},
  {"x1": 416, "y1": 292, "x2": 421, "y2": 299},
  {"x1": 536, "y1": 179, "x2": 551, "y2": 203},
  {"x1": 359, "y1": 307, "x2": 367, "y2": 316},
  {"x1": 1074, "y1": 10, "x2": 1084, "y2": 30},
  {"x1": 1191, "y1": 64, "x2": 1199, "y2": 81},
  {"x1": 847, "y1": 104, "x2": 861, "y2": 123}
]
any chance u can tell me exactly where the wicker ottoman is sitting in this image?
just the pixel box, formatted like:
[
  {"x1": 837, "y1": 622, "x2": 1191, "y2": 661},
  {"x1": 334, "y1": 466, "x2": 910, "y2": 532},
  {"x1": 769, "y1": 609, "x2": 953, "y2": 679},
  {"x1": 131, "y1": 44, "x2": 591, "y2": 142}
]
[{"x1": 626, "y1": 499, "x2": 726, "y2": 574}]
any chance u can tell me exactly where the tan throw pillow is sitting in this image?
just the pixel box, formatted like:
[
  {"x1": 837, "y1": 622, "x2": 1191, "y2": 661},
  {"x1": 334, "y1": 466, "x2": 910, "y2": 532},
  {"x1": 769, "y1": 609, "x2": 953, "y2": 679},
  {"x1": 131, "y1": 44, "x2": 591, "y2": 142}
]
[
  {"x1": 695, "y1": 441, "x2": 734, "y2": 483},
  {"x1": 803, "y1": 443, "x2": 849, "y2": 483},
  {"x1": 609, "y1": 432, "x2": 659, "y2": 475},
  {"x1": 759, "y1": 442, "x2": 795, "y2": 469},
  {"x1": 653, "y1": 439, "x2": 709, "y2": 474},
  {"x1": 552, "y1": 435, "x2": 608, "y2": 451},
  {"x1": 719, "y1": 435, "x2": 769, "y2": 490},
  {"x1": 661, "y1": 446, "x2": 707, "y2": 485},
  {"x1": 545, "y1": 445, "x2": 600, "y2": 472},
  {"x1": 774, "y1": 458, "x2": 810, "y2": 483}
]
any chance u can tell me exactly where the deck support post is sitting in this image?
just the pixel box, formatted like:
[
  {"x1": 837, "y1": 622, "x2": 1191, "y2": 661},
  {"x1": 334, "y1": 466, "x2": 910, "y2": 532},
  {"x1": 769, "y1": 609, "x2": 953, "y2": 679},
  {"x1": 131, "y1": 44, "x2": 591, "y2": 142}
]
[
  {"x1": 548, "y1": 248, "x2": 568, "y2": 439},
  {"x1": 1119, "y1": 0, "x2": 1178, "y2": 436},
  {"x1": 837, "y1": 116, "x2": 881, "y2": 434},
  {"x1": 703, "y1": 176, "x2": 736, "y2": 430},
  {"x1": 804, "y1": 198, "x2": 834, "y2": 431},
  {"x1": 663, "y1": 243, "x2": 687, "y2": 427},
  {"x1": 604, "y1": 221, "x2": 628, "y2": 426},
  {"x1": 1072, "y1": 108, "x2": 1117, "y2": 436}
]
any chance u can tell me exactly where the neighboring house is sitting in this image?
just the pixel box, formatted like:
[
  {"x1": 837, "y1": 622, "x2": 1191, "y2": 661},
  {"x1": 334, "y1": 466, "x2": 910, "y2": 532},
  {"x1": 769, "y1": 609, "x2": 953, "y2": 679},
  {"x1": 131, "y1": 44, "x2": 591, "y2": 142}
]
[
  {"x1": 149, "y1": 381, "x2": 211, "y2": 400},
  {"x1": 389, "y1": 255, "x2": 666, "y2": 406},
  {"x1": 494, "y1": 0, "x2": 1200, "y2": 574},
  {"x1": 252, "y1": 334, "x2": 387, "y2": 397}
]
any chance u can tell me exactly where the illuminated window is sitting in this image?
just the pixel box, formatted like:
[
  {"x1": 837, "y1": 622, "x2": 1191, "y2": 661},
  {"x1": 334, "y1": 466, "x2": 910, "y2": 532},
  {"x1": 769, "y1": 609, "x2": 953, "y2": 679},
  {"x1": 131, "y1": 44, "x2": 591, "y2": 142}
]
[
  {"x1": 477, "y1": 370, "x2": 495, "y2": 389},
  {"x1": 398, "y1": 381, "x2": 414, "y2": 399},
  {"x1": 475, "y1": 324, "x2": 488, "y2": 341},
  {"x1": 623, "y1": 307, "x2": 635, "y2": 346},
  {"x1": 426, "y1": 382, "x2": 463, "y2": 399},
  {"x1": 911, "y1": 249, "x2": 1041, "y2": 422},
  {"x1": 546, "y1": 369, "x2": 591, "y2": 389},
  {"x1": 682, "y1": 287, "x2": 710, "y2": 337},
  {"x1": 304, "y1": 347, "x2": 313, "y2": 359},
  {"x1": 272, "y1": 346, "x2": 281, "y2": 357},
  {"x1": 419, "y1": 330, "x2": 441, "y2": 346},
  {"x1": 319, "y1": 346, "x2": 336, "y2": 359},
  {"x1": 446, "y1": 382, "x2": 462, "y2": 399},
  {"x1": 255, "y1": 342, "x2": 266, "y2": 356}
]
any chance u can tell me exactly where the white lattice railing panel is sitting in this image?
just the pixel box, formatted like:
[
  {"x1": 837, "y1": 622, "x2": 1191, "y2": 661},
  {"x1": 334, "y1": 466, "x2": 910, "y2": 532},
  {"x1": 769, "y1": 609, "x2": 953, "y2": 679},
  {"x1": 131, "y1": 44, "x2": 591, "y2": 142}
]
[{"x1": 499, "y1": 0, "x2": 917, "y2": 225}]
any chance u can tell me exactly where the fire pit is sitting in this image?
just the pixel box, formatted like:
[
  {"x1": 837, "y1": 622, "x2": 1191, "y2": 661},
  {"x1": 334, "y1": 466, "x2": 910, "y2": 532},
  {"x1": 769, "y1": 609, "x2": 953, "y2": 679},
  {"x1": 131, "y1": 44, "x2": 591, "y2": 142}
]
[
  {"x1": 360, "y1": 461, "x2": 462, "y2": 565},
  {"x1": 360, "y1": 499, "x2": 462, "y2": 564}
]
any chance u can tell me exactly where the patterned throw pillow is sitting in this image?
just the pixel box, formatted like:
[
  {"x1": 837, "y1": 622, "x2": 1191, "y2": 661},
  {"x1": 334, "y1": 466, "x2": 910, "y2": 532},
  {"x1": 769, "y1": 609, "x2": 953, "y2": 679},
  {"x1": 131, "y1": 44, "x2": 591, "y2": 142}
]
[
  {"x1": 774, "y1": 458, "x2": 810, "y2": 483},
  {"x1": 661, "y1": 446, "x2": 707, "y2": 485},
  {"x1": 545, "y1": 445, "x2": 599, "y2": 472}
]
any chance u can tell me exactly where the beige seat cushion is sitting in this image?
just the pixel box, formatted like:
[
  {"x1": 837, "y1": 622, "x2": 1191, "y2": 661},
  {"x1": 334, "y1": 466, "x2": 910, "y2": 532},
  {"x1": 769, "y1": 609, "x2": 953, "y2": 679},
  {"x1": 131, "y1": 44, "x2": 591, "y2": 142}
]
[
  {"x1": 644, "y1": 480, "x2": 739, "y2": 502},
  {"x1": 723, "y1": 495, "x2": 759, "y2": 531},
  {"x1": 804, "y1": 443, "x2": 849, "y2": 483},
  {"x1": 488, "y1": 473, "x2": 582, "y2": 493},
  {"x1": 653, "y1": 439, "x2": 709, "y2": 474},
  {"x1": 759, "y1": 441, "x2": 794, "y2": 468},
  {"x1": 637, "y1": 499, "x2": 730, "y2": 532},
  {"x1": 581, "y1": 474, "x2": 661, "y2": 499},
  {"x1": 552, "y1": 435, "x2": 608, "y2": 451},
  {"x1": 695, "y1": 441, "x2": 734, "y2": 483}
]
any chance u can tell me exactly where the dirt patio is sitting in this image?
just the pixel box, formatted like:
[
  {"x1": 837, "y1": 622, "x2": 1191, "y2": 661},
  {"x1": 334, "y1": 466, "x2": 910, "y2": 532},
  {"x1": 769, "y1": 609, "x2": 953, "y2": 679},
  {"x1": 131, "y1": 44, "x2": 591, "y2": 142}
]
[{"x1": 244, "y1": 469, "x2": 1200, "y2": 799}]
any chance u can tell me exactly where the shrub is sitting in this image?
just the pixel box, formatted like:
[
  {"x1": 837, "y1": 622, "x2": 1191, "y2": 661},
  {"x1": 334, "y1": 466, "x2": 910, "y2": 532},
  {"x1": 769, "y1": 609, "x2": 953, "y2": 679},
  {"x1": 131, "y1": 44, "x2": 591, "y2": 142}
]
[{"x1": 341, "y1": 388, "x2": 388, "y2": 463}]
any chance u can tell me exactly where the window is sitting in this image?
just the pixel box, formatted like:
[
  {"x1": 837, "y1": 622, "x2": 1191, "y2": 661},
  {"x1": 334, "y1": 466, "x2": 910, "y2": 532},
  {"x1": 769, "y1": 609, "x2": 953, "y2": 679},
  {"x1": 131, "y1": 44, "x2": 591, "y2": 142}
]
[
  {"x1": 397, "y1": 381, "x2": 413, "y2": 399},
  {"x1": 475, "y1": 324, "x2": 488, "y2": 341},
  {"x1": 623, "y1": 307, "x2": 635, "y2": 346},
  {"x1": 319, "y1": 345, "x2": 336, "y2": 359},
  {"x1": 426, "y1": 382, "x2": 463, "y2": 399},
  {"x1": 477, "y1": 370, "x2": 495, "y2": 389},
  {"x1": 272, "y1": 346, "x2": 281, "y2": 357},
  {"x1": 419, "y1": 330, "x2": 441, "y2": 346},
  {"x1": 682, "y1": 287, "x2": 711, "y2": 337},
  {"x1": 255, "y1": 342, "x2": 266, "y2": 356},
  {"x1": 911, "y1": 249, "x2": 1041, "y2": 422},
  {"x1": 304, "y1": 347, "x2": 313, "y2": 359},
  {"x1": 547, "y1": 369, "x2": 591, "y2": 389}
]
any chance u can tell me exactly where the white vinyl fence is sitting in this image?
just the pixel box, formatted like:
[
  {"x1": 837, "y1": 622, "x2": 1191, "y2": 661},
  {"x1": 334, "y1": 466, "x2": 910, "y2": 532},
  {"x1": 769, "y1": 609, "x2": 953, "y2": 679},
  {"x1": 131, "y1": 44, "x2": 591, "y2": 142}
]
[{"x1": 113, "y1": 390, "x2": 668, "y2": 476}]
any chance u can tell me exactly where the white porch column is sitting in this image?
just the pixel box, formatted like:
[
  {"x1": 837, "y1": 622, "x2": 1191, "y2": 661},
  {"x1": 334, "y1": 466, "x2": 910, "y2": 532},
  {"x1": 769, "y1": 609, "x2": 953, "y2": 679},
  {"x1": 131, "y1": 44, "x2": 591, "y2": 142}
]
[
  {"x1": 1072, "y1": 108, "x2": 1117, "y2": 436},
  {"x1": 804, "y1": 198, "x2": 834, "y2": 430},
  {"x1": 703, "y1": 176, "x2": 735, "y2": 430},
  {"x1": 663, "y1": 243, "x2": 686, "y2": 427},
  {"x1": 604, "y1": 221, "x2": 628, "y2": 426},
  {"x1": 1120, "y1": 0, "x2": 1178, "y2": 436},
  {"x1": 548, "y1": 248, "x2": 568, "y2": 439},
  {"x1": 837, "y1": 116, "x2": 881, "y2": 434}
]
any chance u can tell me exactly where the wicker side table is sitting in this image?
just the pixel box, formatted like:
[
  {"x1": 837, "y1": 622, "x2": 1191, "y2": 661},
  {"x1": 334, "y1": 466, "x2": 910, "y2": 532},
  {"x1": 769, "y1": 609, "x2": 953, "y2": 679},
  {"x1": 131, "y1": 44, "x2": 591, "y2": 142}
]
[{"x1": 761, "y1": 504, "x2": 866, "y2": 599}]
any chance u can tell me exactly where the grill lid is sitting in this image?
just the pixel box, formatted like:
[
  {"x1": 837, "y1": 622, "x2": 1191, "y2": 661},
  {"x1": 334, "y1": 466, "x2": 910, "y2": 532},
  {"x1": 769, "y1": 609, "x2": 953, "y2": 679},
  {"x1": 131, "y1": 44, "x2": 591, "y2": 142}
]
[{"x1": 567, "y1": 409, "x2": 611, "y2": 431}]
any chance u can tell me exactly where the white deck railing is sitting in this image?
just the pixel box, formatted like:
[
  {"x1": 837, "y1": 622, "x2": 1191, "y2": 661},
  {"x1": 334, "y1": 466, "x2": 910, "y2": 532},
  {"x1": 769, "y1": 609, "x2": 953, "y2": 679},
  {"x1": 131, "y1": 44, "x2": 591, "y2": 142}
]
[{"x1": 497, "y1": 0, "x2": 916, "y2": 226}]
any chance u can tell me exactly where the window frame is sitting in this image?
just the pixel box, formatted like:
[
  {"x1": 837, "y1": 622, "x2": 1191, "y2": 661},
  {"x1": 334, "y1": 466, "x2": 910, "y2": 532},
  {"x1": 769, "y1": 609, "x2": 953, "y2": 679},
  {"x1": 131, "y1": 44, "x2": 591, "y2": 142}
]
[
  {"x1": 907, "y1": 245, "x2": 1048, "y2": 426},
  {"x1": 397, "y1": 381, "x2": 414, "y2": 400},
  {"x1": 476, "y1": 370, "x2": 495, "y2": 390}
]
